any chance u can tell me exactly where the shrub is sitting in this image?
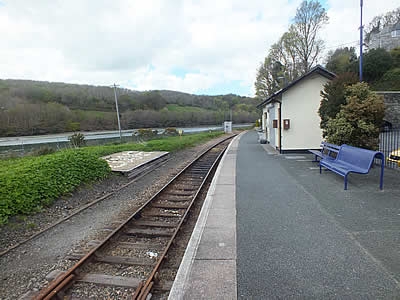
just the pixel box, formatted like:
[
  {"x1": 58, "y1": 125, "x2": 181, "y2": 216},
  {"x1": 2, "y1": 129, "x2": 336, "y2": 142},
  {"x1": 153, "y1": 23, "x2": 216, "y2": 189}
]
[
  {"x1": 324, "y1": 82, "x2": 385, "y2": 150},
  {"x1": 0, "y1": 150, "x2": 110, "y2": 224},
  {"x1": 163, "y1": 127, "x2": 178, "y2": 136},
  {"x1": 69, "y1": 133, "x2": 86, "y2": 148},
  {"x1": 135, "y1": 128, "x2": 158, "y2": 139},
  {"x1": 66, "y1": 122, "x2": 81, "y2": 132},
  {"x1": 390, "y1": 47, "x2": 400, "y2": 68},
  {"x1": 137, "y1": 128, "x2": 154, "y2": 136},
  {"x1": 372, "y1": 68, "x2": 400, "y2": 91},
  {"x1": 31, "y1": 146, "x2": 56, "y2": 156},
  {"x1": 319, "y1": 72, "x2": 358, "y2": 134}
]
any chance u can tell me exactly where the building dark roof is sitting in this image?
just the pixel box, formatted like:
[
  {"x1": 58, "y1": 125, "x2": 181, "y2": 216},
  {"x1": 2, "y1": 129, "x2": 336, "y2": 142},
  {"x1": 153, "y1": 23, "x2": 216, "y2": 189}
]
[{"x1": 256, "y1": 65, "x2": 336, "y2": 108}]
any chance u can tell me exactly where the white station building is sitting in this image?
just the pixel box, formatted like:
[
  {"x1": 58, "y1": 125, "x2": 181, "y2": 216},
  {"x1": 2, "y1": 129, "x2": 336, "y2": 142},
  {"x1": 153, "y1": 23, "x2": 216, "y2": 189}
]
[{"x1": 257, "y1": 65, "x2": 336, "y2": 153}]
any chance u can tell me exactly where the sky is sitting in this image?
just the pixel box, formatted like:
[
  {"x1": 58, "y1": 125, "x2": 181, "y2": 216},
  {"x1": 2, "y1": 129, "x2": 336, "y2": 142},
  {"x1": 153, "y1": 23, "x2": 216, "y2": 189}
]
[{"x1": 0, "y1": 0, "x2": 399, "y2": 97}]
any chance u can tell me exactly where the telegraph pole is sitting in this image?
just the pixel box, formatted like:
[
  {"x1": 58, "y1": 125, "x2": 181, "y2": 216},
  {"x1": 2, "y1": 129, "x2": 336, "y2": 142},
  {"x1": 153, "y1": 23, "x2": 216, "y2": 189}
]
[
  {"x1": 359, "y1": 0, "x2": 364, "y2": 82},
  {"x1": 112, "y1": 83, "x2": 122, "y2": 140}
]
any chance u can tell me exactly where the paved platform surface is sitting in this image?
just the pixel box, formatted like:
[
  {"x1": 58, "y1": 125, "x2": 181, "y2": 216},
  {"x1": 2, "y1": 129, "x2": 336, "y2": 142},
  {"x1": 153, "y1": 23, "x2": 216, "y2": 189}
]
[
  {"x1": 169, "y1": 132, "x2": 239, "y2": 299},
  {"x1": 170, "y1": 130, "x2": 400, "y2": 299}
]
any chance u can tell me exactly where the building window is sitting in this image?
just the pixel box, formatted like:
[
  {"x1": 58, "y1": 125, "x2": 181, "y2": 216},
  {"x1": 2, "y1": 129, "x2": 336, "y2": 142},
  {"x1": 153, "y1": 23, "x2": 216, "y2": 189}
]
[{"x1": 391, "y1": 30, "x2": 400, "y2": 37}]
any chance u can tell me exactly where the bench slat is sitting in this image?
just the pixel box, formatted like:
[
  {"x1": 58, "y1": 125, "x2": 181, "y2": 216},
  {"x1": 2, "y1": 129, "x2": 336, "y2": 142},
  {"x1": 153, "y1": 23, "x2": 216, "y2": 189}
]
[
  {"x1": 308, "y1": 142, "x2": 340, "y2": 162},
  {"x1": 319, "y1": 144, "x2": 384, "y2": 190}
]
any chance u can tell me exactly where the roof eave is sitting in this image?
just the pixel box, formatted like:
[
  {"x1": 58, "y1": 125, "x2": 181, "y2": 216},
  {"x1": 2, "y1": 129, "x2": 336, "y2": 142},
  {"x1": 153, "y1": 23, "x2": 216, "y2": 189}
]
[{"x1": 256, "y1": 65, "x2": 336, "y2": 108}]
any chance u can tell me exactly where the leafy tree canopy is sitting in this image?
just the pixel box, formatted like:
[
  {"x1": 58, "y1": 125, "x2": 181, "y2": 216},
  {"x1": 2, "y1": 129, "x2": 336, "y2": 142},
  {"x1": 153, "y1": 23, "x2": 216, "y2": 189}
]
[
  {"x1": 363, "y1": 48, "x2": 393, "y2": 82},
  {"x1": 325, "y1": 47, "x2": 357, "y2": 74},
  {"x1": 0, "y1": 79, "x2": 259, "y2": 137},
  {"x1": 319, "y1": 72, "x2": 358, "y2": 132},
  {"x1": 372, "y1": 68, "x2": 400, "y2": 91},
  {"x1": 290, "y1": 0, "x2": 329, "y2": 73},
  {"x1": 390, "y1": 47, "x2": 400, "y2": 68},
  {"x1": 255, "y1": 0, "x2": 328, "y2": 99}
]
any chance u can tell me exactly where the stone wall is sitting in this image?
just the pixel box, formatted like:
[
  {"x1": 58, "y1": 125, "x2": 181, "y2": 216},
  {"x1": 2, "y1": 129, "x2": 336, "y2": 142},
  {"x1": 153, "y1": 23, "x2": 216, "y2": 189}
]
[{"x1": 375, "y1": 91, "x2": 400, "y2": 128}]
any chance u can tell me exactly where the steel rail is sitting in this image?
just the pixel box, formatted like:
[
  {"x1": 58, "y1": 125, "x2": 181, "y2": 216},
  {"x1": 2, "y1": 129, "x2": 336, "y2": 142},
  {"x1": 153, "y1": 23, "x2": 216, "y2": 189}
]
[
  {"x1": 0, "y1": 157, "x2": 171, "y2": 258},
  {"x1": 133, "y1": 138, "x2": 229, "y2": 300},
  {"x1": 34, "y1": 134, "x2": 235, "y2": 300}
]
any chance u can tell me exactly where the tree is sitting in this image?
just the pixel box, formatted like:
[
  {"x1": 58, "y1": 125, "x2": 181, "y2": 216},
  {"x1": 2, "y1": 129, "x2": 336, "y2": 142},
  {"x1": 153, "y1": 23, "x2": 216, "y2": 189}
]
[
  {"x1": 254, "y1": 31, "x2": 303, "y2": 99},
  {"x1": 372, "y1": 68, "x2": 400, "y2": 91},
  {"x1": 290, "y1": 0, "x2": 329, "y2": 73},
  {"x1": 319, "y1": 73, "x2": 358, "y2": 134},
  {"x1": 390, "y1": 47, "x2": 400, "y2": 68},
  {"x1": 255, "y1": 58, "x2": 278, "y2": 99},
  {"x1": 254, "y1": 0, "x2": 328, "y2": 99},
  {"x1": 363, "y1": 48, "x2": 393, "y2": 82},
  {"x1": 270, "y1": 31, "x2": 301, "y2": 82},
  {"x1": 325, "y1": 47, "x2": 357, "y2": 74},
  {"x1": 324, "y1": 82, "x2": 385, "y2": 150}
]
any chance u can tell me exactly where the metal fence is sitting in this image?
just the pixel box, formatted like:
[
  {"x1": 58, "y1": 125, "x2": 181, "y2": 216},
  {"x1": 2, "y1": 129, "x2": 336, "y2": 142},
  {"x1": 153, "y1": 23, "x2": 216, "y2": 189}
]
[{"x1": 379, "y1": 128, "x2": 400, "y2": 169}]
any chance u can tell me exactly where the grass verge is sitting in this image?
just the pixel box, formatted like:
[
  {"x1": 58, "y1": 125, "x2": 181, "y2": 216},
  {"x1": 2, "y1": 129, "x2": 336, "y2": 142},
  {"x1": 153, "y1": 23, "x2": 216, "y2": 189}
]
[{"x1": 0, "y1": 131, "x2": 224, "y2": 225}]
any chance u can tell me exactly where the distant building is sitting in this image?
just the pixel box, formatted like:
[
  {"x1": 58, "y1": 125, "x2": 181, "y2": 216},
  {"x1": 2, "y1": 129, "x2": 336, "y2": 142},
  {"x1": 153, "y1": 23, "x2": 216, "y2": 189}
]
[{"x1": 368, "y1": 22, "x2": 400, "y2": 51}]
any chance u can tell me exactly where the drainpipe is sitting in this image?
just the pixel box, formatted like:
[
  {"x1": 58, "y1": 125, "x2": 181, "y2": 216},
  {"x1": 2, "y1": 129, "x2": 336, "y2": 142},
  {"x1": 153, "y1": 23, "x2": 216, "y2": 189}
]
[
  {"x1": 359, "y1": 0, "x2": 364, "y2": 82},
  {"x1": 278, "y1": 101, "x2": 282, "y2": 153}
]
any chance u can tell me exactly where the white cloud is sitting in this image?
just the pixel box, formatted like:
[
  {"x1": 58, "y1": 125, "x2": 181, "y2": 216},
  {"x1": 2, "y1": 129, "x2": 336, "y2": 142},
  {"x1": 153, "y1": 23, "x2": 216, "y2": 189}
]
[{"x1": 0, "y1": 0, "x2": 398, "y2": 96}]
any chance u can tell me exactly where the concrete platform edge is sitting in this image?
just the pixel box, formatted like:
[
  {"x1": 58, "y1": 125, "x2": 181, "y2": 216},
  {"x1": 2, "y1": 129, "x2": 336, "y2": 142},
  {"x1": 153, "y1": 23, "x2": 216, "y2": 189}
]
[{"x1": 168, "y1": 133, "x2": 243, "y2": 300}]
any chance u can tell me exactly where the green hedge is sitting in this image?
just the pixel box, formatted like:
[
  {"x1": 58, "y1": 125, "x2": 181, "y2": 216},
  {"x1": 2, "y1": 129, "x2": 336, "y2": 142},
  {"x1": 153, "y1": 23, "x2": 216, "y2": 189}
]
[
  {"x1": 81, "y1": 131, "x2": 223, "y2": 157},
  {"x1": 0, "y1": 131, "x2": 224, "y2": 224},
  {"x1": 0, "y1": 150, "x2": 110, "y2": 224}
]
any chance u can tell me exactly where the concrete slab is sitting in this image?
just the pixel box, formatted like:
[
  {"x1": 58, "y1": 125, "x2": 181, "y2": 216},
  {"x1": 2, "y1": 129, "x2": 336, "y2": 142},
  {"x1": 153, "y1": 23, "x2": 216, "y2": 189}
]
[
  {"x1": 261, "y1": 143, "x2": 279, "y2": 155},
  {"x1": 101, "y1": 151, "x2": 168, "y2": 172},
  {"x1": 206, "y1": 210, "x2": 236, "y2": 228},
  {"x1": 216, "y1": 174, "x2": 235, "y2": 185},
  {"x1": 206, "y1": 206, "x2": 236, "y2": 216},
  {"x1": 195, "y1": 227, "x2": 236, "y2": 260},
  {"x1": 210, "y1": 194, "x2": 236, "y2": 210},
  {"x1": 285, "y1": 155, "x2": 306, "y2": 159},
  {"x1": 209, "y1": 184, "x2": 235, "y2": 198},
  {"x1": 221, "y1": 162, "x2": 236, "y2": 171},
  {"x1": 183, "y1": 260, "x2": 236, "y2": 300}
]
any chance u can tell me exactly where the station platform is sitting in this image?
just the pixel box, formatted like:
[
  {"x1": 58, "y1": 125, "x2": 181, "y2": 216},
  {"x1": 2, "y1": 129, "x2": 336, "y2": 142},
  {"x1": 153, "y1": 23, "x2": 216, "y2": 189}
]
[{"x1": 169, "y1": 130, "x2": 400, "y2": 299}]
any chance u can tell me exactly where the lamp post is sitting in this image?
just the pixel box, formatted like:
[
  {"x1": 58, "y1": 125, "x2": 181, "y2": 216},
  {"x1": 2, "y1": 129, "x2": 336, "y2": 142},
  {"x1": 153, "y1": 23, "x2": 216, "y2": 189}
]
[
  {"x1": 112, "y1": 83, "x2": 122, "y2": 140},
  {"x1": 359, "y1": 0, "x2": 364, "y2": 82}
]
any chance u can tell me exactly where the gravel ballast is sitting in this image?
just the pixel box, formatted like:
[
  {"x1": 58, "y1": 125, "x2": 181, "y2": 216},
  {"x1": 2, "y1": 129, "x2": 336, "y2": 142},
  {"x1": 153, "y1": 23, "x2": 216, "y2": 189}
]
[{"x1": 0, "y1": 137, "x2": 224, "y2": 299}]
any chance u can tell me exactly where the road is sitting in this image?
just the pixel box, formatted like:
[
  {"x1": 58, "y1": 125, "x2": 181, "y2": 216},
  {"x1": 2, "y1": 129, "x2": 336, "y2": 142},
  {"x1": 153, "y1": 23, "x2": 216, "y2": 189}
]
[{"x1": 0, "y1": 124, "x2": 251, "y2": 147}]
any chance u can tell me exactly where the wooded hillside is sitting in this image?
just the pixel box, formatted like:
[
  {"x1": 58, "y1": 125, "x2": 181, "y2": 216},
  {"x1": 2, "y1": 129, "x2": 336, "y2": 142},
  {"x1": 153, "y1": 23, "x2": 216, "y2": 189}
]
[{"x1": 0, "y1": 79, "x2": 258, "y2": 137}]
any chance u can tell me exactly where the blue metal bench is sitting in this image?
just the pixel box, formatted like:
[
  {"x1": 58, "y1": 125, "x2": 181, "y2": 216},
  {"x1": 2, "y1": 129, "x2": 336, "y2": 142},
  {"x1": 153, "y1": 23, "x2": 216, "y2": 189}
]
[
  {"x1": 309, "y1": 142, "x2": 340, "y2": 162},
  {"x1": 319, "y1": 144, "x2": 384, "y2": 190}
]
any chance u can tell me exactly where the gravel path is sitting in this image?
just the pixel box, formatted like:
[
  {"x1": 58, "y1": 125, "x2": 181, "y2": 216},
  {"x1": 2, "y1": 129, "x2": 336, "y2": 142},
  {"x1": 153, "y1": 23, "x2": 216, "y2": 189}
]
[{"x1": 0, "y1": 137, "x2": 223, "y2": 299}]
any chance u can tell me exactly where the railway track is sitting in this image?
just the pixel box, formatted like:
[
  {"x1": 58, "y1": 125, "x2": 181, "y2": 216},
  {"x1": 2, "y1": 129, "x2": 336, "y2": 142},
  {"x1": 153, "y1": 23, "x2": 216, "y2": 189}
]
[{"x1": 33, "y1": 135, "x2": 235, "y2": 300}]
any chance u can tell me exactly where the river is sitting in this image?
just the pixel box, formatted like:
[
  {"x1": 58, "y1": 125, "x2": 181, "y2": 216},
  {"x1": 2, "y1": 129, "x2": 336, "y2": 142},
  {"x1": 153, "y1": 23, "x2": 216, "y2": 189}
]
[{"x1": 0, "y1": 124, "x2": 252, "y2": 147}]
